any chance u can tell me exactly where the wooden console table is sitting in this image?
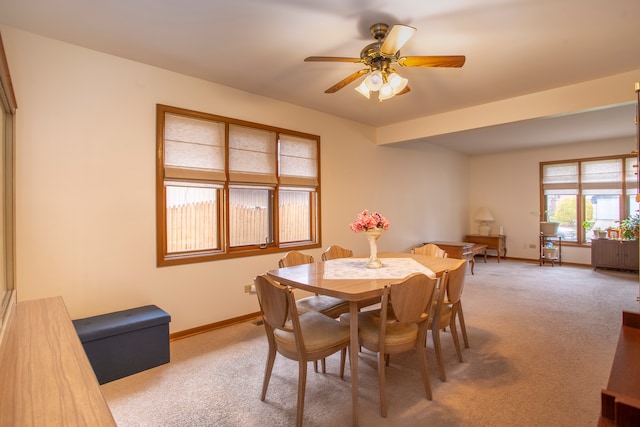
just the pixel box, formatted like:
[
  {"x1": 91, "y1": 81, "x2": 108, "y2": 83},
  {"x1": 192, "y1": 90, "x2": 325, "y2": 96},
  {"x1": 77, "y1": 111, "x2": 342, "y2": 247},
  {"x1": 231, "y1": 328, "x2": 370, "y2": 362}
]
[
  {"x1": 0, "y1": 297, "x2": 116, "y2": 426},
  {"x1": 465, "y1": 234, "x2": 507, "y2": 262}
]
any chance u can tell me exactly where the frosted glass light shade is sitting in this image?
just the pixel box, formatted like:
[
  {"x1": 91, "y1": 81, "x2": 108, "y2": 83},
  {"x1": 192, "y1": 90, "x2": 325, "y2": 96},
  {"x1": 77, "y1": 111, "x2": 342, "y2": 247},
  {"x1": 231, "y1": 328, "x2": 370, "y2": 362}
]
[
  {"x1": 378, "y1": 83, "x2": 394, "y2": 101},
  {"x1": 364, "y1": 70, "x2": 383, "y2": 91},
  {"x1": 388, "y1": 72, "x2": 408, "y2": 94},
  {"x1": 355, "y1": 80, "x2": 371, "y2": 98}
]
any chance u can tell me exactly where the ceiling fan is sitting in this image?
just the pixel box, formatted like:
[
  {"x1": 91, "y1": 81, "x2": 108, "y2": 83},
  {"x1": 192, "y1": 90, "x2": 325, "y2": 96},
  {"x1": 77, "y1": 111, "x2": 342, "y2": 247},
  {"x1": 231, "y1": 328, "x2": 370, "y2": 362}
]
[{"x1": 304, "y1": 23, "x2": 465, "y2": 101}]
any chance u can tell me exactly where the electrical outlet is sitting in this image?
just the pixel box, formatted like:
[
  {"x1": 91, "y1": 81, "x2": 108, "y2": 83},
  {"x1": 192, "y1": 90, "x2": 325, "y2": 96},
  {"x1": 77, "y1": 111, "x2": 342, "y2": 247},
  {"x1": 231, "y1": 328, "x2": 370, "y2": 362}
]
[
  {"x1": 244, "y1": 284, "x2": 252, "y2": 293},
  {"x1": 529, "y1": 244, "x2": 536, "y2": 249}
]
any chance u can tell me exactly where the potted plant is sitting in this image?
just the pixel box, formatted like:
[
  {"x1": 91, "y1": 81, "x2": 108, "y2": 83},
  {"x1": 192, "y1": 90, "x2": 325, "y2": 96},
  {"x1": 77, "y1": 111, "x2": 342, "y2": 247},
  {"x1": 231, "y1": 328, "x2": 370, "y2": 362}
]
[
  {"x1": 582, "y1": 220, "x2": 594, "y2": 231},
  {"x1": 617, "y1": 212, "x2": 640, "y2": 240},
  {"x1": 593, "y1": 227, "x2": 607, "y2": 239}
]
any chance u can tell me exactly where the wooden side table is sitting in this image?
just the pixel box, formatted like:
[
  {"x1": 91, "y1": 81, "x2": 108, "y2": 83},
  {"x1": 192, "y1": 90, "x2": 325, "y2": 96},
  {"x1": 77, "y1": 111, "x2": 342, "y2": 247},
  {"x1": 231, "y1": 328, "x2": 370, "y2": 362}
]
[
  {"x1": 470, "y1": 243, "x2": 488, "y2": 264},
  {"x1": 464, "y1": 234, "x2": 507, "y2": 262},
  {"x1": 426, "y1": 241, "x2": 477, "y2": 274}
]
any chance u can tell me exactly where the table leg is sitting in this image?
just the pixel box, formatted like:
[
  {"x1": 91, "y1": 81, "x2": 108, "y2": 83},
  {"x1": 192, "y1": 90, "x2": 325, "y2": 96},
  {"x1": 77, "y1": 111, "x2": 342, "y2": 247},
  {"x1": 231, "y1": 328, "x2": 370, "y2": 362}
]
[
  {"x1": 349, "y1": 301, "x2": 359, "y2": 426},
  {"x1": 470, "y1": 257, "x2": 475, "y2": 275}
]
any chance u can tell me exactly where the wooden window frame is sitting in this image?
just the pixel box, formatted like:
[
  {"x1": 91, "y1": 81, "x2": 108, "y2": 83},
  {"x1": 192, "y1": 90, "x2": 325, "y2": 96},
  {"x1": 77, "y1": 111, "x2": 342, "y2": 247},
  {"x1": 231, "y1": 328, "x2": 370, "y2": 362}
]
[
  {"x1": 540, "y1": 154, "x2": 636, "y2": 246},
  {"x1": 156, "y1": 104, "x2": 321, "y2": 266}
]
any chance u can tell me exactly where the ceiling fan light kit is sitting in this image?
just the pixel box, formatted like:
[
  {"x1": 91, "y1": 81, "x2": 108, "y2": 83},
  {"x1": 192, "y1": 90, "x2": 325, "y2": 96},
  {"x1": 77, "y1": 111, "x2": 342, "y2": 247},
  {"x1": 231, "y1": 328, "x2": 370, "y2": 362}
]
[
  {"x1": 355, "y1": 80, "x2": 371, "y2": 99},
  {"x1": 364, "y1": 70, "x2": 384, "y2": 91},
  {"x1": 304, "y1": 22, "x2": 465, "y2": 102},
  {"x1": 358, "y1": 69, "x2": 408, "y2": 102}
]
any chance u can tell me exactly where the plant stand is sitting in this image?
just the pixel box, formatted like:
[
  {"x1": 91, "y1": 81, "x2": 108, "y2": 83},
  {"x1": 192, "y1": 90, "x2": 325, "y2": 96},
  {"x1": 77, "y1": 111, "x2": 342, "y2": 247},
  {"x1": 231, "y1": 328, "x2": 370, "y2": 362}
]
[{"x1": 540, "y1": 233, "x2": 562, "y2": 266}]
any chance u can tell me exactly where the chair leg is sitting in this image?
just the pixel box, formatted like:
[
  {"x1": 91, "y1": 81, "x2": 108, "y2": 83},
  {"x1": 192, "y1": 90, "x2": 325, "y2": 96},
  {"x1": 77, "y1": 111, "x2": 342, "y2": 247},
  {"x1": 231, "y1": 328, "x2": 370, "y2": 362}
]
[
  {"x1": 321, "y1": 357, "x2": 326, "y2": 373},
  {"x1": 378, "y1": 351, "x2": 388, "y2": 418},
  {"x1": 261, "y1": 345, "x2": 277, "y2": 400},
  {"x1": 417, "y1": 336, "x2": 433, "y2": 400},
  {"x1": 457, "y1": 304, "x2": 470, "y2": 348},
  {"x1": 339, "y1": 347, "x2": 347, "y2": 379},
  {"x1": 449, "y1": 315, "x2": 464, "y2": 363},
  {"x1": 296, "y1": 359, "x2": 308, "y2": 427},
  {"x1": 431, "y1": 326, "x2": 447, "y2": 382},
  {"x1": 313, "y1": 360, "x2": 318, "y2": 373}
]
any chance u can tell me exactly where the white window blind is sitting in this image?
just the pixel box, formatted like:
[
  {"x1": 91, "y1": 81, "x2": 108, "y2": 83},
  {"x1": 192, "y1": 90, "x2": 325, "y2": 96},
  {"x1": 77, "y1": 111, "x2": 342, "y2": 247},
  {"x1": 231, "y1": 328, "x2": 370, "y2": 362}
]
[
  {"x1": 279, "y1": 134, "x2": 318, "y2": 187},
  {"x1": 164, "y1": 113, "x2": 226, "y2": 182},
  {"x1": 542, "y1": 162, "x2": 578, "y2": 192},
  {"x1": 228, "y1": 124, "x2": 277, "y2": 185},
  {"x1": 581, "y1": 159, "x2": 622, "y2": 192}
]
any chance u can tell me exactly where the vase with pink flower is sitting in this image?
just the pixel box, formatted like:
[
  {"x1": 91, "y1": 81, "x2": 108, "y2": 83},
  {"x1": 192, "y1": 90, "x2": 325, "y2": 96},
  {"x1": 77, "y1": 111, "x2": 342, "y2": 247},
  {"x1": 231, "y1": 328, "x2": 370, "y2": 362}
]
[{"x1": 349, "y1": 209, "x2": 390, "y2": 269}]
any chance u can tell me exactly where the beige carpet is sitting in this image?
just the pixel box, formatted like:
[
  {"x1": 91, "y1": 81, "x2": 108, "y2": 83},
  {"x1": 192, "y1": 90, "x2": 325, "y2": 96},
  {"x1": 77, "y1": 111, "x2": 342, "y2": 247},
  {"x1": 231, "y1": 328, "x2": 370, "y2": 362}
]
[{"x1": 101, "y1": 260, "x2": 640, "y2": 426}]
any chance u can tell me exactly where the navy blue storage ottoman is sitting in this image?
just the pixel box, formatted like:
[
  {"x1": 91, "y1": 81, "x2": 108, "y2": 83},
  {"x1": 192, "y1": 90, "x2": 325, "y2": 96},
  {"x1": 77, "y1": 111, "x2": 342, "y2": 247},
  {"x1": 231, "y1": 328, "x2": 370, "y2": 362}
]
[{"x1": 73, "y1": 305, "x2": 171, "y2": 384}]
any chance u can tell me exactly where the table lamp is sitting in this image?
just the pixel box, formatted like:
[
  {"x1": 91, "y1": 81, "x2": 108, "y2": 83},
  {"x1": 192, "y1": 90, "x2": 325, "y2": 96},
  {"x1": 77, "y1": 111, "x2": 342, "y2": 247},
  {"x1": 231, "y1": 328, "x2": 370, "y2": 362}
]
[{"x1": 474, "y1": 207, "x2": 494, "y2": 236}]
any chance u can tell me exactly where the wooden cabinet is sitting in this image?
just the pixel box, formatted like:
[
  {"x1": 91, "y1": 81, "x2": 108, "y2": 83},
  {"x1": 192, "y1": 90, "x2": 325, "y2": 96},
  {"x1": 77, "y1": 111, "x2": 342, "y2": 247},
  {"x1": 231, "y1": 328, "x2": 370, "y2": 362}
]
[
  {"x1": 600, "y1": 311, "x2": 640, "y2": 425},
  {"x1": 591, "y1": 239, "x2": 639, "y2": 272},
  {"x1": 465, "y1": 234, "x2": 507, "y2": 262}
]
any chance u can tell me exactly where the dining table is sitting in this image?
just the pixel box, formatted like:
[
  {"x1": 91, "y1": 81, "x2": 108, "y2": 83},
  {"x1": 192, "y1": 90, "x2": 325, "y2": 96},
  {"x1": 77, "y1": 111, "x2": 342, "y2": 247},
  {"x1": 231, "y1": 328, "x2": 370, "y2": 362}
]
[{"x1": 266, "y1": 252, "x2": 465, "y2": 426}]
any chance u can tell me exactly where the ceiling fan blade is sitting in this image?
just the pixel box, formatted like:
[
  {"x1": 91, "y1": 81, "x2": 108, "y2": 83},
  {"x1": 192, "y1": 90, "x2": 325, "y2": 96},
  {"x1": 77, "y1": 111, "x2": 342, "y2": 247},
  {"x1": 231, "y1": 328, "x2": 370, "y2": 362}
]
[
  {"x1": 398, "y1": 55, "x2": 466, "y2": 68},
  {"x1": 304, "y1": 56, "x2": 362, "y2": 63},
  {"x1": 325, "y1": 69, "x2": 369, "y2": 93},
  {"x1": 380, "y1": 24, "x2": 417, "y2": 55},
  {"x1": 396, "y1": 85, "x2": 411, "y2": 96}
]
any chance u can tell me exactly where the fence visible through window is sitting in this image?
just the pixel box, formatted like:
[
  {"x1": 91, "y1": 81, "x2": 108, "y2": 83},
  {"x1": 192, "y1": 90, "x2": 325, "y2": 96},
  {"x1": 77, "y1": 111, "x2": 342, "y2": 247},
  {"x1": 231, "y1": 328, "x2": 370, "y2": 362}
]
[{"x1": 167, "y1": 191, "x2": 310, "y2": 252}]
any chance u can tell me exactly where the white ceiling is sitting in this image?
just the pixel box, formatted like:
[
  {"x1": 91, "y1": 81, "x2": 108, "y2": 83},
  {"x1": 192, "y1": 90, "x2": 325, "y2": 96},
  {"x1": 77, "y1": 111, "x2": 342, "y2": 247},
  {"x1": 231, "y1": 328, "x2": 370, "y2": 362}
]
[{"x1": 0, "y1": 0, "x2": 639, "y2": 155}]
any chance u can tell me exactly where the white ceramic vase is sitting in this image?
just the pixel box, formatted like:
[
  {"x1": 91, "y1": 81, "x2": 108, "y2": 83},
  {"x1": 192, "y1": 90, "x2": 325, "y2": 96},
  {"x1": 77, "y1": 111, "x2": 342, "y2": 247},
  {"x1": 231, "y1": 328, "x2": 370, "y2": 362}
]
[{"x1": 365, "y1": 228, "x2": 383, "y2": 269}]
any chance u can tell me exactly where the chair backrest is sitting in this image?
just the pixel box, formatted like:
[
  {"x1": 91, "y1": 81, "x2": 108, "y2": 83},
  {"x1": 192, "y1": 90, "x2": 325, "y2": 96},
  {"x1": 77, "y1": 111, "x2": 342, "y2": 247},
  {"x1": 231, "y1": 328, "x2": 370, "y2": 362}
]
[
  {"x1": 321, "y1": 245, "x2": 353, "y2": 261},
  {"x1": 278, "y1": 251, "x2": 314, "y2": 268},
  {"x1": 411, "y1": 243, "x2": 448, "y2": 258},
  {"x1": 445, "y1": 259, "x2": 468, "y2": 305},
  {"x1": 384, "y1": 273, "x2": 438, "y2": 325},
  {"x1": 431, "y1": 259, "x2": 466, "y2": 322},
  {"x1": 254, "y1": 274, "x2": 293, "y2": 332}
]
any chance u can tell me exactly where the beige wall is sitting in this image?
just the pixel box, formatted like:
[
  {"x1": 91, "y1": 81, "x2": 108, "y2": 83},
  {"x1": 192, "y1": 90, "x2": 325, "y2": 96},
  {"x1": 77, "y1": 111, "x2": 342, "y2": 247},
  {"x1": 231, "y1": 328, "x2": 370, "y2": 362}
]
[
  {"x1": 3, "y1": 25, "x2": 637, "y2": 333},
  {"x1": 1, "y1": 27, "x2": 469, "y2": 333},
  {"x1": 469, "y1": 137, "x2": 636, "y2": 264},
  {"x1": 377, "y1": 70, "x2": 640, "y2": 144}
]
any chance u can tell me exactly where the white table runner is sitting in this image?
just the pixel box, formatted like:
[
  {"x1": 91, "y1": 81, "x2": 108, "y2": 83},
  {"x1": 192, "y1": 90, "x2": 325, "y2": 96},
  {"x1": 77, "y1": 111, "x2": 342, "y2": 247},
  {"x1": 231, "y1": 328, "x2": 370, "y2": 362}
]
[{"x1": 323, "y1": 257, "x2": 436, "y2": 279}]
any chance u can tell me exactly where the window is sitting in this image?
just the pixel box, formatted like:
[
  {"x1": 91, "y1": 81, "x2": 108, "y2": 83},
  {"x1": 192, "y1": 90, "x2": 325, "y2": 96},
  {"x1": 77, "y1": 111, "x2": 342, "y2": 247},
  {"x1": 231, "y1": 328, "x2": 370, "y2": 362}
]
[
  {"x1": 156, "y1": 105, "x2": 320, "y2": 266},
  {"x1": 0, "y1": 33, "x2": 16, "y2": 339},
  {"x1": 540, "y1": 155, "x2": 637, "y2": 244}
]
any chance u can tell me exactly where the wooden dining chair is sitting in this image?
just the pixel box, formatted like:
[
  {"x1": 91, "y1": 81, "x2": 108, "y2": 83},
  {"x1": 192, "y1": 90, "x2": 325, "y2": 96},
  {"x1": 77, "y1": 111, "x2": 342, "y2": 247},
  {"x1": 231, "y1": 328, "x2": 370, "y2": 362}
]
[
  {"x1": 445, "y1": 257, "x2": 470, "y2": 350},
  {"x1": 321, "y1": 245, "x2": 353, "y2": 261},
  {"x1": 429, "y1": 258, "x2": 468, "y2": 382},
  {"x1": 278, "y1": 251, "x2": 350, "y2": 319},
  {"x1": 278, "y1": 250, "x2": 350, "y2": 373},
  {"x1": 254, "y1": 274, "x2": 350, "y2": 427},
  {"x1": 412, "y1": 243, "x2": 448, "y2": 258},
  {"x1": 340, "y1": 272, "x2": 438, "y2": 418},
  {"x1": 320, "y1": 245, "x2": 383, "y2": 311}
]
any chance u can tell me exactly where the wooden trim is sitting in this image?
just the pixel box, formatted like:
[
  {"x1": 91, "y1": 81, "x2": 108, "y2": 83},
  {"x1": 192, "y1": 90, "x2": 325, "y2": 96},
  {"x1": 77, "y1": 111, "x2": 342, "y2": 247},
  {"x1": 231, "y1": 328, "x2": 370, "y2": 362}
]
[
  {"x1": 0, "y1": 32, "x2": 17, "y2": 113},
  {"x1": 0, "y1": 30, "x2": 16, "y2": 358},
  {"x1": 156, "y1": 103, "x2": 322, "y2": 267},
  {"x1": 600, "y1": 311, "x2": 640, "y2": 425},
  {"x1": 169, "y1": 311, "x2": 261, "y2": 341}
]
